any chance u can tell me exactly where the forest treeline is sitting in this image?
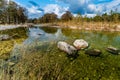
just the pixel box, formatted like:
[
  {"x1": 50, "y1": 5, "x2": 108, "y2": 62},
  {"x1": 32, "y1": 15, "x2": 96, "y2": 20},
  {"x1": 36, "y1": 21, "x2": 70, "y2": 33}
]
[
  {"x1": 31, "y1": 10, "x2": 120, "y2": 24},
  {"x1": 0, "y1": 0, "x2": 120, "y2": 24},
  {"x1": 0, "y1": 0, "x2": 27, "y2": 24}
]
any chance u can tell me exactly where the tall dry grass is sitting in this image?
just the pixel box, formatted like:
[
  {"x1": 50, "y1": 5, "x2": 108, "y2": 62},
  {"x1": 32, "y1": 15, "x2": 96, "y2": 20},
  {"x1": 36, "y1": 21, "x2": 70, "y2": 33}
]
[{"x1": 57, "y1": 20, "x2": 120, "y2": 31}]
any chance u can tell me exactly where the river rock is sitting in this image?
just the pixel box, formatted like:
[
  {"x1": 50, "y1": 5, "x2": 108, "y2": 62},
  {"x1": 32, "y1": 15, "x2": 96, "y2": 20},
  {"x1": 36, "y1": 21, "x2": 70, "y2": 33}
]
[
  {"x1": 0, "y1": 34, "x2": 10, "y2": 41},
  {"x1": 106, "y1": 46, "x2": 120, "y2": 55},
  {"x1": 85, "y1": 49, "x2": 102, "y2": 56},
  {"x1": 73, "y1": 39, "x2": 89, "y2": 50},
  {"x1": 57, "y1": 41, "x2": 78, "y2": 56}
]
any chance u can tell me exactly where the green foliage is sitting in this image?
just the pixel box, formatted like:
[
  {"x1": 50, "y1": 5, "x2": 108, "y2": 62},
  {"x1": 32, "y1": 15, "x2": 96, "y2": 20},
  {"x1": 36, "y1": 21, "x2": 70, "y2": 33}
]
[
  {"x1": 28, "y1": 10, "x2": 120, "y2": 24},
  {"x1": 39, "y1": 13, "x2": 58, "y2": 23},
  {"x1": 0, "y1": 1, "x2": 27, "y2": 24},
  {"x1": 86, "y1": 11, "x2": 120, "y2": 22},
  {"x1": 61, "y1": 11, "x2": 73, "y2": 21}
]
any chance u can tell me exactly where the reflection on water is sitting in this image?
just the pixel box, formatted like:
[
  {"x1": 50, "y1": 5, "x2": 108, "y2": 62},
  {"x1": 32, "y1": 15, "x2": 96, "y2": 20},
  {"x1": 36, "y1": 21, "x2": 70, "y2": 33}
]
[
  {"x1": 11, "y1": 27, "x2": 120, "y2": 56},
  {"x1": 11, "y1": 27, "x2": 66, "y2": 56},
  {"x1": 40, "y1": 27, "x2": 58, "y2": 33},
  {"x1": 69, "y1": 30, "x2": 120, "y2": 49},
  {"x1": 28, "y1": 27, "x2": 45, "y2": 38},
  {"x1": 24, "y1": 27, "x2": 66, "y2": 45}
]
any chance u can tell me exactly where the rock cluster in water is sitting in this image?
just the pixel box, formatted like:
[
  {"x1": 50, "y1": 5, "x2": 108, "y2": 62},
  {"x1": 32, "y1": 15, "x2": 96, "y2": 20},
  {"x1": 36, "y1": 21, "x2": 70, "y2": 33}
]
[
  {"x1": 57, "y1": 39, "x2": 100, "y2": 57},
  {"x1": 57, "y1": 39, "x2": 120, "y2": 57}
]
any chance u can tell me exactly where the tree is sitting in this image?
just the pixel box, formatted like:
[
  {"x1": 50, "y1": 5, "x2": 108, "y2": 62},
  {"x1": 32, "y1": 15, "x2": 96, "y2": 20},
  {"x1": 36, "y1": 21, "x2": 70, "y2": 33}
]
[
  {"x1": 40, "y1": 13, "x2": 58, "y2": 23},
  {"x1": 75, "y1": 12, "x2": 82, "y2": 22},
  {"x1": 109, "y1": 10, "x2": 120, "y2": 22},
  {"x1": 102, "y1": 13, "x2": 109, "y2": 22},
  {"x1": 0, "y1": 1, "x2": 28, "y2": 24},
  {"x1": 93, "y1": 14, "x2": 102, "y2": 22},
  {"x1": 61, "y1": 11, "x2": 73, "y2": 21},
  {"x1": 0, "y1": 0, "x2": 5, "y2": 8},
  {"x1": 17, "y1": 6, "x2": 27, "y2": 23}
]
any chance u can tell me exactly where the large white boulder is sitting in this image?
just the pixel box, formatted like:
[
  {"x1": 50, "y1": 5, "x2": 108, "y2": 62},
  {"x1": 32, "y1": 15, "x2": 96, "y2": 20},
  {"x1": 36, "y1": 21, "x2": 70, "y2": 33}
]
[
  {"x1": 57, "y1": 41, "x2": 77, "y2": 56},
  {"x1": 73, "y1": 39, "x2": 88, "y2": 50}
]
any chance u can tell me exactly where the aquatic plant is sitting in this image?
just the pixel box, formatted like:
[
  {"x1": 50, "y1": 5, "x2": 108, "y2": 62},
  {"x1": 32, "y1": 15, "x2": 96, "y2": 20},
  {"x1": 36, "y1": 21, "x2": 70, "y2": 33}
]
[{"x1": 0, "y1": 27, "x2": 120, "y2": 80}]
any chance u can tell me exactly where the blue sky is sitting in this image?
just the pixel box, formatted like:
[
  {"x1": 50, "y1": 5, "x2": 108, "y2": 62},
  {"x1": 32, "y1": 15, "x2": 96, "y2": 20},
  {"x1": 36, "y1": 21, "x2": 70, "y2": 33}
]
[{"x1": 13, "y1": 0, "x2": 120, "y2": 18}]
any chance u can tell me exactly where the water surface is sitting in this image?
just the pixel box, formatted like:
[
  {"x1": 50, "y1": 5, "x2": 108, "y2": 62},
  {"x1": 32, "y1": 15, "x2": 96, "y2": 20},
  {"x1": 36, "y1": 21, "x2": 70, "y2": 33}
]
[
  {"x1": 19, "y1": 26, "x2": 120, "y2": 52},
  {"x1": 1, "y1": 26, "x2": 120, "y2": 80}
]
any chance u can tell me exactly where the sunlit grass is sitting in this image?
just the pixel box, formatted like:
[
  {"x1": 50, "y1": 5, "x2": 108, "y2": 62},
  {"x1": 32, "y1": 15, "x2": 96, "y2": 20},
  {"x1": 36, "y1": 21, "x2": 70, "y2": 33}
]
[
  {"x1": 0, "y1": 27, "x2": 27, "y2": 56},
  {"x1": 57, "y1": 21, "x2": 120, "y2": 31}
]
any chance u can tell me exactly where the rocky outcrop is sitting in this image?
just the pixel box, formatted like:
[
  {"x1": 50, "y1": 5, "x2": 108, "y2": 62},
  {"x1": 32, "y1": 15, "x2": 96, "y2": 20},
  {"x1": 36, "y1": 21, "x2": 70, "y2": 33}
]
[
  {"x1": 85, "y1": 49, "x2": 102, "y2": 56},
  {"x1": 57, "y1": 41, "x2": 78, "y2": 56},
  {"x1": 106, "y1": 46, "x2": 120, "y2": 55},
  {"x1": 0, "y1": 34, "x2": 11, "y2": 41},
  {"x1": 73, "y1": 39, "x2": 89, "y2": 50}
]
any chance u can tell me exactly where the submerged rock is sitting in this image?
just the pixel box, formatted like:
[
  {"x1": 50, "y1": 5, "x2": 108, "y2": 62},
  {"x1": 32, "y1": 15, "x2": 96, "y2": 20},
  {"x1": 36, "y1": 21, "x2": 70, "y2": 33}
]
[
  {"x1": 0, "y1": 34, "x2": 10, "y2": 41},
  {"x1": 106, "y1": 46, "x2": 120, "y2": 55},
  {"x1": 85, "y1": 49, "x2": 102, "y2": 56},
  {"x1": 73, "y1": 39, "x2": 89, "y2": 50},
  {"x1": 57, "y1": 41, "x2": 78, "y2": 56}
]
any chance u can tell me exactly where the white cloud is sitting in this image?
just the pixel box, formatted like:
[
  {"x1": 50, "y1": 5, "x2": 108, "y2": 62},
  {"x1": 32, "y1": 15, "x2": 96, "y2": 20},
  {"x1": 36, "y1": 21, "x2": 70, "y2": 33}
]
[
  {"x1": 83, "y1": 13, "x2": 97, "y2": 18},
  {"x1": 44, "y1": 4, "x2": 69, "y2": 18},
  {"x1": 27, "y1": 6, "x2": 43, "y2": 18},
  {"x1": 14, "y1": 0, "x2": 120, "y2": 18},
  {"x1": 28, "y1": 6, "x2": 41, "y2": 14},
  {"x1": 13, "y1": 0, "x2": 44, "y2": 19},
  {"x1": 103, "y1": 0, "x2": 120, "y2": 13},
  {"x1": 58, "y1": 0, "x2": 120, "y2": 15},
  {"x1": 57, "y1": 0, "x2": 94, "y2": 14}
]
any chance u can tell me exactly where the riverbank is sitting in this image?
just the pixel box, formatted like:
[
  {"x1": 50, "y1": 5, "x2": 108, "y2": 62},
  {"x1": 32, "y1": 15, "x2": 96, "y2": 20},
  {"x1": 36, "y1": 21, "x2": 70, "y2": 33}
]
[
  {"x1": 56, "y1": 22, "x2": 120, "y2": 32},
  {"x1": 0, "y1": 27, "x2": 27, "y2": 56},
  {"x1": 1, "y1": 22, "x2": 120, "y2": 32},
  {"x1": 0, "y1": 24, "x2": 26, "y2": 30},
  {"x1": 0, "y1": 23, "x2": 57, "y2": 31},
  {"x1": 29, "y1": 22, "x2": 120, "y2": 32}
]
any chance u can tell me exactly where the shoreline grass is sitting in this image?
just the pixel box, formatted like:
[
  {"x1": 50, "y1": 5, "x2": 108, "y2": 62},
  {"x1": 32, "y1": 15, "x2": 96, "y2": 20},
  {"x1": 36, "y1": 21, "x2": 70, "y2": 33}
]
[
  {"x1": 56, "y1": 21, "x2": 120, "y2": 32},
  {"x1": 0, "y1": 27, "x2": 27, "y2": 56}
]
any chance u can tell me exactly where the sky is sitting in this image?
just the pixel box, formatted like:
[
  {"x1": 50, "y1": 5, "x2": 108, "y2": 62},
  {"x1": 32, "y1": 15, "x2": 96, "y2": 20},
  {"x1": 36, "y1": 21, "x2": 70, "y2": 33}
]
[{"x1": 12, "y1": 0, "x2": 120, "y2": 18}]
